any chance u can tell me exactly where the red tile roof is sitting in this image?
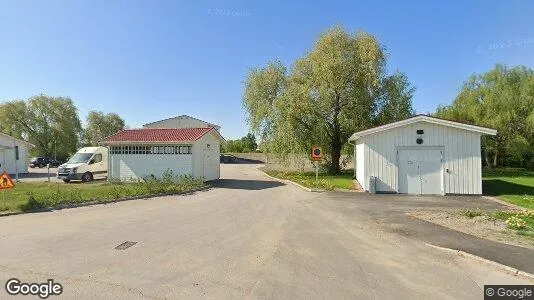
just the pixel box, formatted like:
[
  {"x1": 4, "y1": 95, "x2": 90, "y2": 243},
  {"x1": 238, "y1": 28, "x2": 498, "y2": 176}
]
[{"x1": 101, "y1": 128, "x2": 214, "y2": 144}]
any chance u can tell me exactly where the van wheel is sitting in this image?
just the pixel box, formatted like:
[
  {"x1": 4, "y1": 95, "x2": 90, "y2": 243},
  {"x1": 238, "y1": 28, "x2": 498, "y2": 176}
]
[{"x1": 81, "y1": 172, "x2": 93, "y2": 182}]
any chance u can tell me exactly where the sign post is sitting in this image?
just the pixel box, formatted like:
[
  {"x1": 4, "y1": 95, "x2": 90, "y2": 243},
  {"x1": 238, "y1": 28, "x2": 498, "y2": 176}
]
[{"x1": 311, "y1": 146, "x2": 323, "y2": 181}]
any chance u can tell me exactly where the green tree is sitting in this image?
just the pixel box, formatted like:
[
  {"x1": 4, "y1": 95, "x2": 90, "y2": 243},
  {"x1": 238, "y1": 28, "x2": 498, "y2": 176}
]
[
  {"x1": 0, "y1": 94, "x2": 82, "y2": 160},
  {"x1": 243, "y1": 26, "x2": 415, "y2": 173},
  {"x1": 240, "y1": 133, "x2": 257, "y2": 152},
  {"x1": 436, "y1": 64, "x2": 534, "y2": 168},
  {"x1": 83, "y1": 111, "x2": 125, "y2": 146},
  {"x1": 222, "y1": 133, "x2": 258, "y2": 153}
]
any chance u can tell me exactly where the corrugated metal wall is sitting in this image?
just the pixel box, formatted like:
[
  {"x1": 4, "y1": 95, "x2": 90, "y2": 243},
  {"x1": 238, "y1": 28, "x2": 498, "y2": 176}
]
[
  {"x1": 0, "y1": 135, "x2": 30, "y2": 174},
  {"x1": 356, "y1": 121, "x2": 482, "y2": 194}
]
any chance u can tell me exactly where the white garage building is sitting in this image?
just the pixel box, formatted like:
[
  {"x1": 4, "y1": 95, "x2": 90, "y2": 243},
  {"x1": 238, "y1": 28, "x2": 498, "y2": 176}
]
[
  {"x1": 143, "y1": 115, "x2": 221, "y2": 131},
  {"x1": 0, "y1": 133, "x2": 34, "y2": 175},
  {"x1": 101, "y1": 127, "x2": 224, "y2": 181},
  {"x1": 348, "y1": 115, "x2": 497, "y2": 195}
]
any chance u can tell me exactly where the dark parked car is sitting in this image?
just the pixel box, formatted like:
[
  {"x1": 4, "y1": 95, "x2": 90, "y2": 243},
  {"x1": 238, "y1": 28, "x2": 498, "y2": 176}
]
[{"x1": 29, "y1": 157, "x2": 62, "y2": 168}]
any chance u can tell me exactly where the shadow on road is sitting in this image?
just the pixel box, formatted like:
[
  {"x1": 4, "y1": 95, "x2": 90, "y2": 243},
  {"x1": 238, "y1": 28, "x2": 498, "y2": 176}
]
[
  {"x1": 13, "y1": 171, "x2": 57, "y2": 179},
  {"x1": 211, "y1": 179, "x2": 285, "y2": 190},
  {"x1": 220, "y1": 154, "x2": 265, "y2": 164}
]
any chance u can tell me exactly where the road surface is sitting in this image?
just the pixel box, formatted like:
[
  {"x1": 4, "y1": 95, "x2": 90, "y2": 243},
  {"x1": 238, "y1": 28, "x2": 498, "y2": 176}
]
[{"x1": 0, "y1": 164, "x2": 531, "y2": 299}]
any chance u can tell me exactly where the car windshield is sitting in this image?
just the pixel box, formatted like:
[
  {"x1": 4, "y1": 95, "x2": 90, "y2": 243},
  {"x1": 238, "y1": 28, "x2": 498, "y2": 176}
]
[{"x1": 67, "y1": 153, "x2": 93, "y2": 164}]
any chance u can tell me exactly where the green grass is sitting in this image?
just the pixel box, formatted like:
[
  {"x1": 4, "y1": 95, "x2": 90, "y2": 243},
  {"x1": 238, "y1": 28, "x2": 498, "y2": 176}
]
[
  {"x1": 459, "y1": 209, "x2": 484, "y2": 218},
  {"x1": 490, "y1": 210, "x2": 534, "y2": 238},
  {"x1": 264, "y1": 169, "x2": 354, "y2": 191},
  {"x1": 0, "y1": 175, "x2": 207, "y2": 214},
  {"x1": 482, "y1": 168, "x2": 534, "y2": 209}
]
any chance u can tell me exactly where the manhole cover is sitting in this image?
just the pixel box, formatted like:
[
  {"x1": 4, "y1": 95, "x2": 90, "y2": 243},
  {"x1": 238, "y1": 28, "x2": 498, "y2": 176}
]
[{"x1": 115, "y1": 241, "x2": 137, "y2": 250}]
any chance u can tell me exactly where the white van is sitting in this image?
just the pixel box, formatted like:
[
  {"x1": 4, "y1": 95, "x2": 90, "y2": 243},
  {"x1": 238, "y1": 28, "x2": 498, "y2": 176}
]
[{"x1": 57, "y1": 147, "x2": 108, "y2": 183}]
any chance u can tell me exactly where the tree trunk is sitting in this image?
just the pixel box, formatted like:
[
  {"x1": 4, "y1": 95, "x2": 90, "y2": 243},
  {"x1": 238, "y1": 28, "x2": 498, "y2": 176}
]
[
  {"x1": 492, "y1": 150, "x2": 498, "y2": 169},
  {"x1": 329, "y1": 94, "x2": 342, "y2": 174},
  {"x1": 330, "y1": 136, "x2": 341, "y2": 174},
  {"x1": 484, "y1": 151, "x2": 492, "y2": 169}
]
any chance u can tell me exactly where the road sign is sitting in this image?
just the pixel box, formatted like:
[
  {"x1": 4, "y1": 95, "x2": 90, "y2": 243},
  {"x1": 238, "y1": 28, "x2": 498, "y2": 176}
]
[
  {"x1": 0, "y1": 172, "x2": 15, "y2": 189},
  {"x1": 311, "y1": 146, "x2": 322, "y2": 161}
]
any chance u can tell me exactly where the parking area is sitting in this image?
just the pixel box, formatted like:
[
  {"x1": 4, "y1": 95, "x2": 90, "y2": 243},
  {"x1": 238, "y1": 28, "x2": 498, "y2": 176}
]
[
  {"x1": 12, "y1": 166, "x2": 61, "y2": 182},
  {"x1": 1, "y1": 163, "x2": 532, "y2": 299}
]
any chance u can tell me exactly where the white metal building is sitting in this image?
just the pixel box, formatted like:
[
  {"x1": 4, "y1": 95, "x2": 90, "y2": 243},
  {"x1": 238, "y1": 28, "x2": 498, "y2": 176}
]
[
  {"x1": 0, "y1": 133, "x2": 34, "y2": 175},
  {"x1": 101, "y1": 127, "x2": 224, "y2": 181},
  {"x1": 348, "y1": 115, "x2": 497, "y2": 195},
  {"x1": 143, "y1": 115, "x2": 221, "y2": 131}
]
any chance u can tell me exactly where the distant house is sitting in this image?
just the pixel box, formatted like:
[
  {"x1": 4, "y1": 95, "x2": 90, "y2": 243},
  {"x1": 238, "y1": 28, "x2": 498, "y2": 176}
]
[
  {"x1": 143, "y1": 115, "x2": 221, "y2": 131},
  {"x1": 101, "y1": 116, "x2": 225, "y2": 182},
  {"x1": 0, "y1": 133, "x2": 34, "y2": 174}
]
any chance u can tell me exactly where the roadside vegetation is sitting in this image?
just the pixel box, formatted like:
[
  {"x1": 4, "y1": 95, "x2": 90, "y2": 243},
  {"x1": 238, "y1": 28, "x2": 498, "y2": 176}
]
[
  {"x1": 461, "y1": 209, "x2": 534, "y2": 240},
  {"x1": 0, "y1": 171, "x2": 206, "y2": 214},
  {"x1": 482, "y1": 168, "x2": 534, "y2": 208},
  {"x1": 264, "y1": 169, "x2": 354, "y2": 191}
]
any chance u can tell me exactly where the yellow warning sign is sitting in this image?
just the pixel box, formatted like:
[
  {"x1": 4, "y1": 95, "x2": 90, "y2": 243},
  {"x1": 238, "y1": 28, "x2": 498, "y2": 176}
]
[{"x1": 0, "y1": 172, "x2": 15, "y2": 189}]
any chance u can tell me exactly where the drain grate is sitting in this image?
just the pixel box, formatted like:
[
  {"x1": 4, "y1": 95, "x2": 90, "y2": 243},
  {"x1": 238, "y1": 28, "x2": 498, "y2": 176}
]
[{"x1": 115, "y1": 241, "x2": 138, "y2": 250}]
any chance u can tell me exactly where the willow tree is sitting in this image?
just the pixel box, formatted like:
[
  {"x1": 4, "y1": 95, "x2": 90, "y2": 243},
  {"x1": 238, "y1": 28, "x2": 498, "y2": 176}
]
[
  {"x1": 436, "y1": 64, "x2": 534, "y2": 168},
  {"x1": 243, "y1": 27, "x2": 415, "y2": 174},
  {"x1": 0, "y1": 94, "x2": 82, "y2": 160}
]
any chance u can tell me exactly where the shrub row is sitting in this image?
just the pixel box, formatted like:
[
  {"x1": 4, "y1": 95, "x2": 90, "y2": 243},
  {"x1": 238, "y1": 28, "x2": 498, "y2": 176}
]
[{"x1": 21, "y1": 171, "x2": 206, "y2": 211}]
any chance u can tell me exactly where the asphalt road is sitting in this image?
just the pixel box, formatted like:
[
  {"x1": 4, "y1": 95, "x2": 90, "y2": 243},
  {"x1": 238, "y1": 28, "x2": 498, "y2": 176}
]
[{"x1": 0, "y1": 164, "x2": 532, "y2": 299}]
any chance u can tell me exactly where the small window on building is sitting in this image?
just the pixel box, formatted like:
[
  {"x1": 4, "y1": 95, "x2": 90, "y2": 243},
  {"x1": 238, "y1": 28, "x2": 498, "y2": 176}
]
[
  {"x1": 159, "y1": 146, "x2": 165, "y2": 154},
  {"x1": 417, "y1": 129, "x2": 424, "y2": 134}
]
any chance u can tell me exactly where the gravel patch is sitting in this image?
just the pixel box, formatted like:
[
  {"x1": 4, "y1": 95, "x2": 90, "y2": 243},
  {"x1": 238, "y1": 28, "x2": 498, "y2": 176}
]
[{"x1": 410, "y1": 210, "x2": 534, "y2": 250}]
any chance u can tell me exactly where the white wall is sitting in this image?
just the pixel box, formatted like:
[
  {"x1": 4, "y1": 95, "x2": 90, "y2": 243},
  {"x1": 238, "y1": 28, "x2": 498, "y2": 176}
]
[
  {"x1": 192, "y1": 132, "x2": 221, "y2": 181},
  {"x1": 355, "y1": 141, "x2": 365, "y2": 188},
  {"x1": 355, "y1": 121, "x2": 483, "y2": 194},
  {"x1": 110, "y1": 154, "x2": 192, "y2": 181},
  {"x1": 0, "y1": 134, "x2": 31, "y2": 174},
  {"x1": 143, "y1": 116, "x2": 220, "y2": 130}
]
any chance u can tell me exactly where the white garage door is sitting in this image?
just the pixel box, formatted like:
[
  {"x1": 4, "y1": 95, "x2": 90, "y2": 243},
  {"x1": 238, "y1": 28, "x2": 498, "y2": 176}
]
[{"x1": 398, "y1": 149, "x2": 443, "y2": 195}]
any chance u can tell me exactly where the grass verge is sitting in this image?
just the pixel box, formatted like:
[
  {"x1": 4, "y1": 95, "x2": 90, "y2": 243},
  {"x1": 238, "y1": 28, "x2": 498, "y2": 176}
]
[
  {"x1": 263, "y1": 169, "x2": 354, "y2": 191},
  {"x1": 0, "y1": 174, "x2": 206, "y2": 214},
  {"x1": 461, "y1": 209, "x2": 534, "y2": 240},
  {"x1": 482, "y1": 168, "x2": 534, "y2": 209}
]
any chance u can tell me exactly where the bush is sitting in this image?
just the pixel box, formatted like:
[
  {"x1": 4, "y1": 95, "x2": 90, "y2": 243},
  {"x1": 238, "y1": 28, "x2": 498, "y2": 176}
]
[
  {"x1": 12, "y1": 171, "x2": 208, "y2": 212},
  {"x1": 460, "y1": 209, "x2": 483, "y2": 218},
  {"x1": 505, "y1": 216, "x2": 527, "y2": 230}
]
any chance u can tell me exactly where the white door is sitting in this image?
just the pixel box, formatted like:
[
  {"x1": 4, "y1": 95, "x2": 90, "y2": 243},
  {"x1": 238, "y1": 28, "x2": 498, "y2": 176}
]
[
  {"x1": 203, "y1": 147, "x2": 216, "y2": 181},
  {"x1": 398, "y1": 149, "x2": 442, "y2": 195}
]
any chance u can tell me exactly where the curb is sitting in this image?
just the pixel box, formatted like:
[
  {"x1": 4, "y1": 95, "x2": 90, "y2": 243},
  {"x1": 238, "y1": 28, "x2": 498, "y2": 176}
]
[
  {"x1": 481, "y1": 196, "x2": 526, "y2": 211},
  {"x1": 425, "y1": 243, "x2": 534, "y2": 281},
  {"x1": 0, "y1": 185, "x2": 212, "y2": 217},
  {"x1": 256, "y1": 168, "x2": 324, "y2": 192}
]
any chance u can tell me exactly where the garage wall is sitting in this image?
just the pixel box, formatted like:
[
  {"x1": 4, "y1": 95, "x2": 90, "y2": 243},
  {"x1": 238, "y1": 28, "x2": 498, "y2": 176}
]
[
  {"x1": 355, "y1": 141, "x2": 365, "y2": 188},
  {"x1": 110, "y1": 154, "x2": 192, "y2": 181},
  {"x1": 192, "y1": 132, "x2": 221, "y2": 181},
  {"x1": 0, "y1": 134, "x2": 31, "y2": 174},
  {"x1": 358, "y1": 121, "x2": 482, "y2": 194}
]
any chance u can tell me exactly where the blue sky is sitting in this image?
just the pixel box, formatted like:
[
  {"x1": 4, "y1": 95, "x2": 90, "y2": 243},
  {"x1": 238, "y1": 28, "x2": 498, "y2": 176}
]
[{"x1": 1, "y1": 0, "x2": 533, "y2": 139}]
